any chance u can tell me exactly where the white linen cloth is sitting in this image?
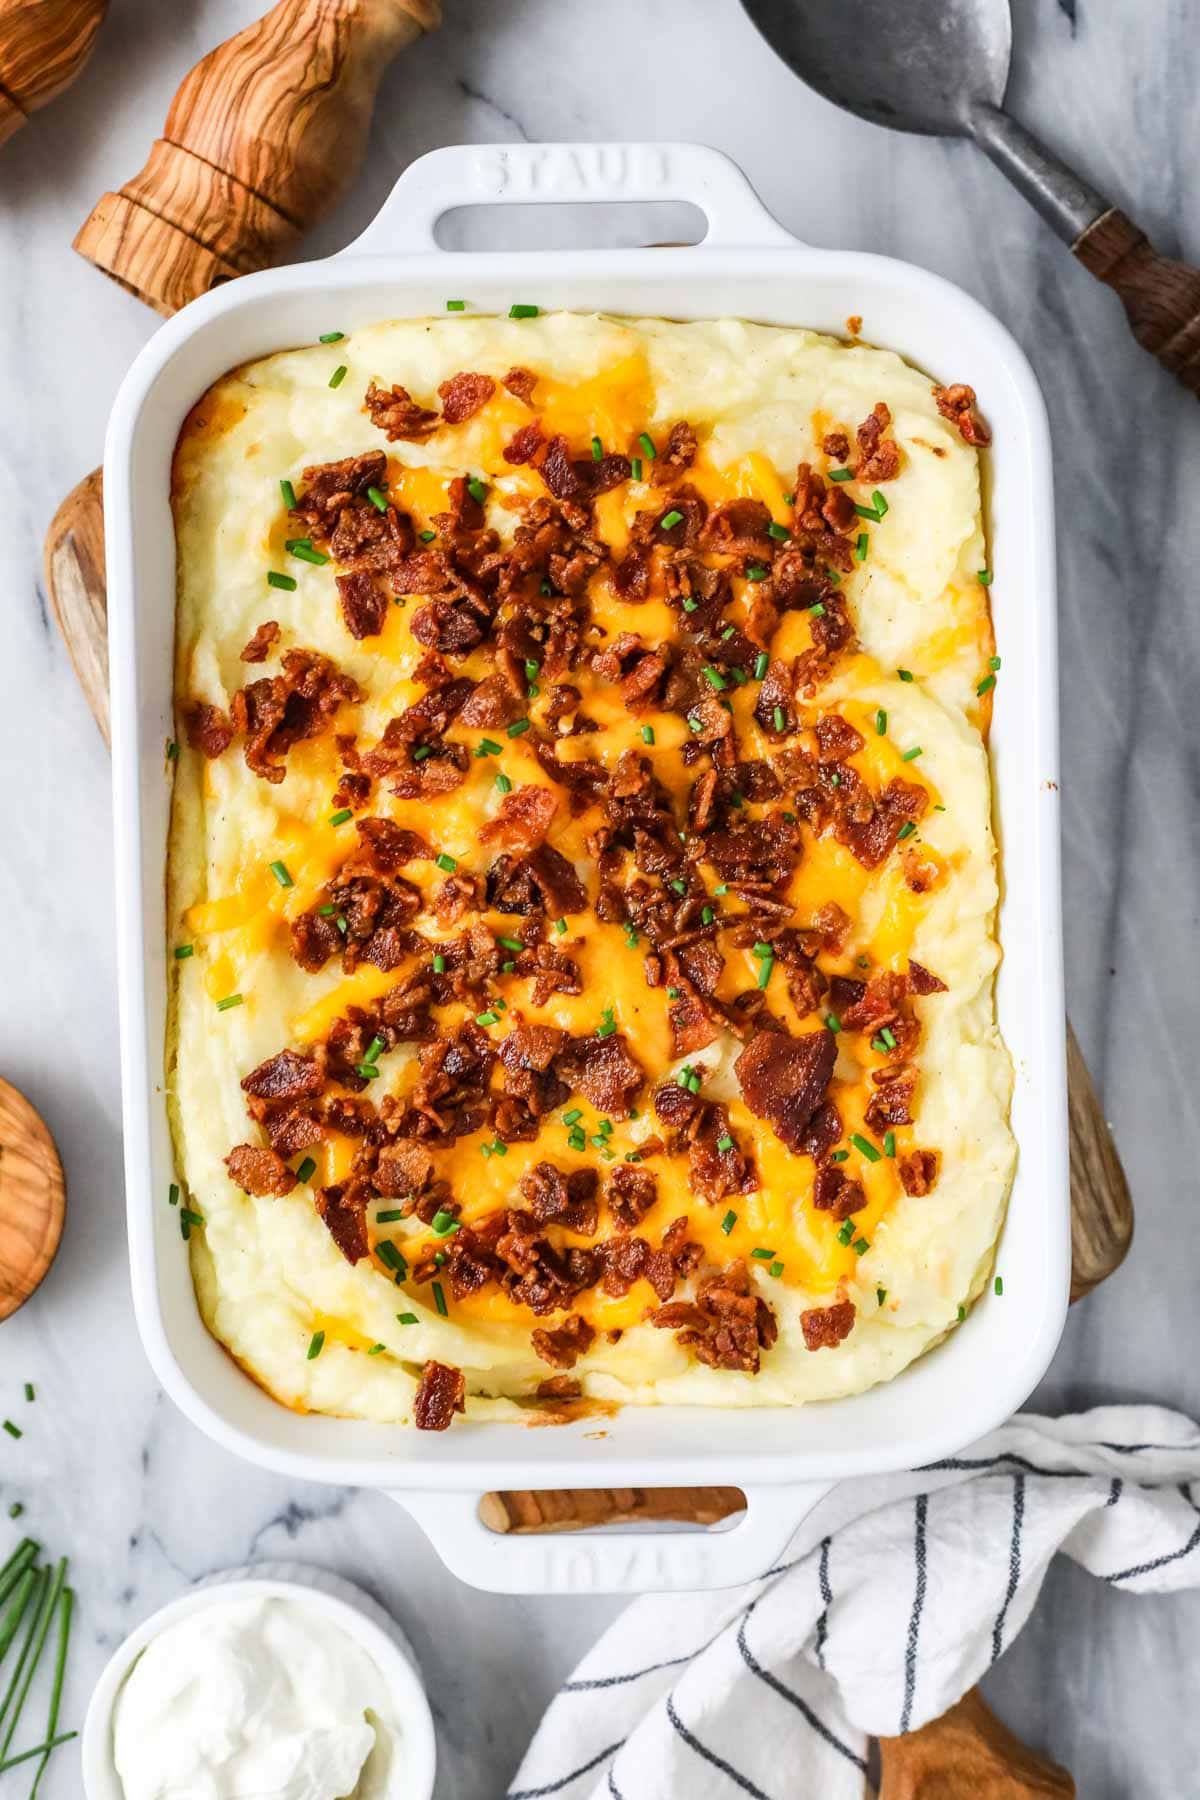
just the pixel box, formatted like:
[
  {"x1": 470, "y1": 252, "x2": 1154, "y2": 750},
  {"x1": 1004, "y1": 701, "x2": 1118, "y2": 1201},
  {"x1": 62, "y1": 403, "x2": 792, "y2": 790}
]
[{"x1": 508, "y1": 1407, "x2": 1200, "y2": 1798}]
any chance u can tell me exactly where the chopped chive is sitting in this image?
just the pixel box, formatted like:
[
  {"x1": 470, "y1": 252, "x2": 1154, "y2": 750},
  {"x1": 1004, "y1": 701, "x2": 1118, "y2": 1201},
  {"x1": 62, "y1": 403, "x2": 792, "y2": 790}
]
[
  {"x1": 498, "y1": 936, "x2": 524, "y2": 953},
  {"x1": 852, "y1": 1236, "x2": 870, "y2": 1255},
  {"x1": 318, "y1": 903, "x2": 336, "y2": 917},
  {"x1": 166, "y1": 740, "x2": 179, "y2": 760},
  {"x1": 875, "y1": 708, "x2": 888, "y2": 735},
  {"x1": 354, "y1": 1062, "x2": 380, "y2": 1081},
  {"x1": 836, "y1": 1219, "x2": 855, "y2": 1245},
  {"x1": 901, "y1": 745, "x2": 923, "y2": 762},
  {"x1": 877, "y1": 1287, "x2": 888, "y2": 1306},
  {"x1": 769, "y1": 1261, "x2": 785, "y2": 1278},
  {"x1": 174, "y1": 944, "x2": 194, "y2": 960},
  {"x1": 628, "y1": 456, "x2": 643, "y2": 482},
  {"x1": 667, "y1": 986, "x2": 681, "y2": 999},
  {"x1": 329, "y1": 807, "x2": 353, "y2": 826},
  {"x1": 477, "y1": 737, "x2": 503, "y2": 757},
  {"x1": 591, "y1": 436, "x2": 603, "y2": 462},
  {"x1": 167, "y1": 1183, "x2": 179, "y2": 1208},
  {"x1": 267, "y1": 570, "x2": 297, "y2": 591},
  {"x1": 977, "y1": 673, "x2": 996, "y2": 696},
  {"x1": 746, "y1": 564, "x2": 768, "y2": 582},
  {"x1": 509, "y1": 303, "x2": 540, "y2": 319},
  {"x1": 567, "y1": 1127, "x2": 586, "y2": 1151},
  {"x1": 872, "y1": 489, "x2": 888, "y2": 517},
  {"x1": 435, "y1": 852, "x2": 457, "y2": 873},
  {"x1": 730, "y1": 667, "x2": 749, "y2": 685},
  {"x1": 495, "y1": 771, "x2": 513, "y2": 795},
  {"x1": 376, "y1": 1241, "x2": 408, "y2": 1276},
  {"x1": 296, "y1": 1156, "x2": 316, "y2": 1183},
  {"x1": 624, "y1": 926, "x2": 639, "y2": 948},
  {"x1": 828, "y1": 467, "x2": 854, "y2": 483},
  {"x1": 2, "y1": 1421, "x2": 20, "y2": 1439},
  {"x1": 809, "y1": 602, "x2": 826, "y2": 618},
  {"x1": 686, "y1": 1072, "x2": 702, "y2": 1094},
  {"x1": 717, "y1": 1134, "x2": 734, "y2": 1153},
  {"x1": 269, "y1": 859, "x2": 293, "y2": 888},
  {"x1": 702, "y1": 665, "x2": 727, "y2": 691},
  {"x1": 855, "y1": 532, "x2": 869, "y2": 561},
  {"x1": 660, "y1": 509, "x2": 684, "y2": 532},
  {"x1": 989, "y1": 654, "x2": 1002, "y2": 671},
  {"x1": 637, "y1": 432, "x2": 657, "y2": 460},
  {"x1": 431, "y1": 1209, "x2": 460, "y2": 1236},
  {"x1": 432, "y1": 1281, "x2": 448, "y2": 1315},
  {"x1": 958, "y1": 1304, "x2": 967, "y2": 1321},
  {"x1": 883, "y1": 1130, "x2": 896, "y2": 1158},
  {"x1": 540, "y1": 578, "x2": 553, "y2": 597},
  {"x1": 682, "y1": 597, "x2": 698, "y2": 614},
  {"x1": 367, "y1": 1343, "x2": 386, "y2": 1355},
  {"x1": 753, "y1": 651, "x2": 769, "y2": 680},
  {"x1": 446, "y1": 299, "x2": 466, "y2": 311},
  {"x1": 366, "y1": 485, "x2": 389, "y2": 513},
  {"x1": 850, "y1": 1132, "x2": 882, "y2": 1163},
  {"x1": 287, "y1": 541, "x2": 330, "y2": 565},
  {"x1": 398, "y1": 1312, "x2": 419, "y2": 1325},
  {"x1": 307, "y1": 1330, "x2": 325, "y2": 1360},
  {"x1": 854, "y1": 501, "x2": 882, "y2": 522},
  {"x1": 978, "y1": 568, "x2": 993, "y2": 586},
  {"x1": 467, "y1": 476, "x2": 488, "y2": 504},
  {"x1": 897, "y1": 820, "x2": 917, "y2": 841},
  {"x1": 897, "y1": 667, "x2": 914, "y2": 682},
  {"x1": 419, "y1": 528, "x2": 437, "y2": 542},
  {"x1": 501, "y1": 959, "x2": 516, "y2": 972},
  {"x1": 523, "y1": 659, "x2": 541, "y2": 684},
  {"x1": 555, "y1": 917, "x2": 568, "y2": 935},
  {"x1": 412, "y1": 745, "x2": 433, "y2": 762},
  {"x1": 562, "y1": 1108, "x2": 583, "y2": 1125},
  {"x1": 831, "y1": 1149, "x2": 849, "y2": 1163},
  {"x1": 328, "y1": 364, "x2": 348, "y2": 388},
  {"x1": 428, "y1": 953, "x2": 446, "y2": 977},
  {"x1": 756, "y1": 955, "x2": 774, "y2": 990},
  {"x1": 279, "y1": 478, "x2": 297, "y2": 509},
  {"x1": 318, "y1": 330, "x2": 345, "y2": 344},
  {"x1": 750, "y1": 1247, "x2": 774, "y2": 1260},
  {"x1": 825, "y1": 1013, "x2": 842, "y2": 1033},
  {"x1": 669, "y1": 878, "x2": 687, "y2": 896},
  {"x1": 598, "y1": 1118, "x2": 613, "y2": 1136},
  {"x1": 336, "y1": 915, "x2": 349, "y2": 935},
  {"x1": 641, "y1": 724, "x2": 655, "y2": 745},
  {"x1": 507, "y1": 717, "x2": 531, "y2": 738},
  {"x1": 700, "y1": 905, "x2": 714, "y2": 926},
  {"x1": 767, "y1": 521, "x2": 790, "y2": 541},
  {"x1": 714, "y1": 883, "x2": 728, "y2": 896},
  {"x1": 475, "y1": 1011, "x2": 499, "y2": 1027},
  {"x1": 375, "y1": 1209, "x2": 405, "y2": 1226},
  {"x1": 720, "y1": 1210, "x2": 737, "y2": 1235},
  {"x1": 7, "y1": 1506, "x2": 20, "y2": 1521},
  {"x1": 772, "y1": 706, "x2": 786, "y2": 732},
  {"x1": 216, "y1": 994, "x2": 243, "y2": 1012},
  {"x1": 994, "y1": 1275, "x2": 1004, "y2": 1296}
]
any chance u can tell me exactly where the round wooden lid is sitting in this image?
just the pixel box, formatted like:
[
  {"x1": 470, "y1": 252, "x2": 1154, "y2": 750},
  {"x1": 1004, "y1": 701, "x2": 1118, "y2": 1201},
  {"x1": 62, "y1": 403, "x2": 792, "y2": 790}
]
[{"x1": 0, "y1": 1079, "x2": 66, "y2": 1321}]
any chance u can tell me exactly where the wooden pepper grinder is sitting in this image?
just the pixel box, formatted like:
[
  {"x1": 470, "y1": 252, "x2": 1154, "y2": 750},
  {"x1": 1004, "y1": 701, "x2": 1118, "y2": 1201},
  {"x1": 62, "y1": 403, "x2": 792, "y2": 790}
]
[
  {"x1": 0, "y1": 0, "x2": 107, "y2": 147},
  {"x1": 73, "y1": 0, "x2": 440, "y2": 315}
]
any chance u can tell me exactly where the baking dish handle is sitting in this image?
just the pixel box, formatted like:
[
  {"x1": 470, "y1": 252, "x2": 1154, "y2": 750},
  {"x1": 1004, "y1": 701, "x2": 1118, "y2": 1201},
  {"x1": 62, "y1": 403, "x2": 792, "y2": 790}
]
[
  {"x1": 389, "y1": 1483, "x2": 829, "y2": 1594},
  {"x1": 345, "y1": 141, "x2": 798, "y2": 256}
]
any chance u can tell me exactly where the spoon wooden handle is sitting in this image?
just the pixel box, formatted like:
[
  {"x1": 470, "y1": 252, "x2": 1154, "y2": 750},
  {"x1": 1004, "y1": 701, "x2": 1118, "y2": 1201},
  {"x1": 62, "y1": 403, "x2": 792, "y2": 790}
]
[
  {"x1": 73, "y1": 0, "x2": 440, "y2": 315},
  {"x1": 0, "y1": 0, "x2": 107, "y2": 147},
  {"x1": 0, "y1": 1079, "x2": 66, "y2": 1321},
  {"x1": 1074, "y1": 208, "x2": 1200, "y2": 397}
]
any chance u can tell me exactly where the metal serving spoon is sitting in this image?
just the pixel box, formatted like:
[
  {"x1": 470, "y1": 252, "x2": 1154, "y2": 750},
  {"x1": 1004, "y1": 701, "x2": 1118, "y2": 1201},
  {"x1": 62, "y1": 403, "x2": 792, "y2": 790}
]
[{"x1": 740, "y1": 0, "x2": 1200, "y2": 395}]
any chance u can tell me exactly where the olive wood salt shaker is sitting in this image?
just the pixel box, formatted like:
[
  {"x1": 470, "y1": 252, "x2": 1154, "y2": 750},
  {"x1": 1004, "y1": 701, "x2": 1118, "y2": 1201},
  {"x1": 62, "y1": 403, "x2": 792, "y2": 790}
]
[
  {"x1": 0, "y1": 0, "x2": 107, "y2": 147},
  {"x1": 73, "y1": 0, "x2": 441, "y2": 315}
]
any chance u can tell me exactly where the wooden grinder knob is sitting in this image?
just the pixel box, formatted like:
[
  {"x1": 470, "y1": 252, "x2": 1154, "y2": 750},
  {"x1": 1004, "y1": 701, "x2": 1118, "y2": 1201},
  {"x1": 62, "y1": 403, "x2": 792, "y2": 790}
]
[
  {"x1": 73, "y1": 0, "x2": 441, "y2": 316},
  {"x1": 0, "y1": 0, "x2": 107, "y2": 147}
]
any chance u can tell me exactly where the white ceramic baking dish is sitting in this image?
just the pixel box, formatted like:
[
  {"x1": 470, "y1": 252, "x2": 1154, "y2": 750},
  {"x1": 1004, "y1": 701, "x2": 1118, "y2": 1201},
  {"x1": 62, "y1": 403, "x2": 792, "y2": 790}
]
[{"x1": 108, "y1": 142, "x2": 1069, "y2": 1595}]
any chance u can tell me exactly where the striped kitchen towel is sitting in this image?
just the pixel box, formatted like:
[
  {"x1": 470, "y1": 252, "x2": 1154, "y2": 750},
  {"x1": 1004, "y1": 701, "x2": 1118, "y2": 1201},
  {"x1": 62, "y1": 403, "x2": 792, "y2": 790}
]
[{"x1": 508, "y1": 1407, "x2": 1200, "y2": 1798}]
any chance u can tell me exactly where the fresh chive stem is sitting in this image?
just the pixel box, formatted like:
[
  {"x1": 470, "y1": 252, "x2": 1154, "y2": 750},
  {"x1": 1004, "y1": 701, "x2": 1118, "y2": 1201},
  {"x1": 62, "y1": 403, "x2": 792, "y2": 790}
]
[
  {"x1": 0, "y1": 1557, "x2": 65, "y2": 1759},
  {"x1": 0, "y1": 1567, "x2": 48, "y2": 1743},
  {"x1": 0, "y1": 1728, "x2": 78, "y2": 1775},
  {"x1": 0, "y1": 1570, "x2": 35, "y2": 1663}
]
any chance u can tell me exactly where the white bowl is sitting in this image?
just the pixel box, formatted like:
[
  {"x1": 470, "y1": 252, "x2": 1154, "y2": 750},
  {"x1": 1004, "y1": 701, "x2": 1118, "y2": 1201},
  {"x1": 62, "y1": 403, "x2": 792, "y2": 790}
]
[{"x1": 81, "y1": 1562, "x2": 436, "y2": 1799}]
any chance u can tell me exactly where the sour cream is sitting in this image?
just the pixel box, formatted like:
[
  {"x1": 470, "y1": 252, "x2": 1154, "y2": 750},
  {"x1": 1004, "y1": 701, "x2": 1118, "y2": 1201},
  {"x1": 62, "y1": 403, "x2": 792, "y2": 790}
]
[{"x1": 111, "y1": 1593, "x2": 405, "y2": 1799}]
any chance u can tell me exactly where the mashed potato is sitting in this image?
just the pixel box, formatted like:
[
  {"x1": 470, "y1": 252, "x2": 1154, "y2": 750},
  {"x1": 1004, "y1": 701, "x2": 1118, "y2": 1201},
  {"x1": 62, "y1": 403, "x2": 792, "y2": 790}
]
[{"x1": 168, "y1": 313, "x2": 1013, "y2": 1426}]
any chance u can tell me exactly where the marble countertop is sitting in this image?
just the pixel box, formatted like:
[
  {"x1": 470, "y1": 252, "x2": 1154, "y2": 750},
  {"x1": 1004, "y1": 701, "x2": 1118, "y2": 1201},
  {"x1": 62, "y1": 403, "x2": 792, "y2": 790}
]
[{"x1": 1, "y1": 0, "x2": 1197, "y2": 1791}]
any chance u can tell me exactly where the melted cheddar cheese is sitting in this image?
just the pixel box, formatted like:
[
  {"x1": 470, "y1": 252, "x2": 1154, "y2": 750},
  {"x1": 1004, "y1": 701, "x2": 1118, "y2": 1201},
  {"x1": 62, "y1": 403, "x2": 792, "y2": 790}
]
[{"x1": 168, "y1": 312, "x2": 1014, "y2": 1426}]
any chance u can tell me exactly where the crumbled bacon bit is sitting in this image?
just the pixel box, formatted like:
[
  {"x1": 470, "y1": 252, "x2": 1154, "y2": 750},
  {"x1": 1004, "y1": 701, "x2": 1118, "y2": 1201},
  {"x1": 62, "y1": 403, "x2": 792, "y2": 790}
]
[
  {"x1": 241, "y1": 1050, "x2": 324, "y2": 1102},
  {"x1": 907, "y1": 959, "x2": 948, "y2": 996},
  {"x1": 225, "y1": 1144, "x2": 296, "y2": 1197},
  {"x1": 413, "y1": 1360, "x2": 466, "y2": 1430},
  {"x1": 734, "y1": 1027, "x2": 837, "y2": 1151},
  {"x1": 606, "y1": 1164, "x2": 658, "y2": 1231},
  {"x1": 650, "y1": 420, "x2": 699, "y2": 485},
  {"x1": 480, "y1": 784, "x2": 558, "y2": 852},
  {"x1": 855, "y1": 402, "x2": 901, "y2": 482},
  {"x1": 555, "y1": 1031, "x2": 645, "y2": 1119},
  {"x1": 899, "y1": 1148, "x2": 940, "y2": 1196},
  {"x1": 503, "y1": 365, "x2": 538, "y2": 403},
  {"x1": 652, "y1": 1259, "x2": 778, "y2": 1372},
  {"x1": 931, "y1": 382, "x2": 991, "y2": 447},
  {"x1": 438, "y1": 371, "x2": 496, "y2": 423},
  {"x1": 531, "y1": 1314, "x2": 595, "y2": 1370},
  {"x1": 363, "y1": 380, "x2": 438, "y2": 441},
  {"x1": 801, "y1": 1300, "x2": 856, "y2": 1351},
  {"x1": 293, "y1": 452, "x2": 387, "y2": 533},
  {"x1": 240, "y1": 620, "x2": 280, "y2": 663},
  {"x1": 230, "y1": 648, "x2": 360, "y2": 783},
  {"x1": 822, "y1": 430, "x2": 850, "y2": 461},
  {"x1": 812, "y1": 1166, "x2": 865, "y2": 1220},
  {"x1": 185, "y1": 701, "x2": 234, "y2": 759},
  {"x1": 336, "y1": 570, "x2": 389, "y2": 640},
  {"x1": 316, "y1": 1184, "x2": 369, "y2": 1262},
  {"x1": 503, "y1": 420, "x2": 546, "y2": 465}
]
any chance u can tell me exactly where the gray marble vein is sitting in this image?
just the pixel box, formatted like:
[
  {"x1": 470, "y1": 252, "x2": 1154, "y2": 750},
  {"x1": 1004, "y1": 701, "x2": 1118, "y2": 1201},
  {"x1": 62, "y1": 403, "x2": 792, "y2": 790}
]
[{"x1": 0, "y1": 0, "x2": 1196, "y2": 1792}]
